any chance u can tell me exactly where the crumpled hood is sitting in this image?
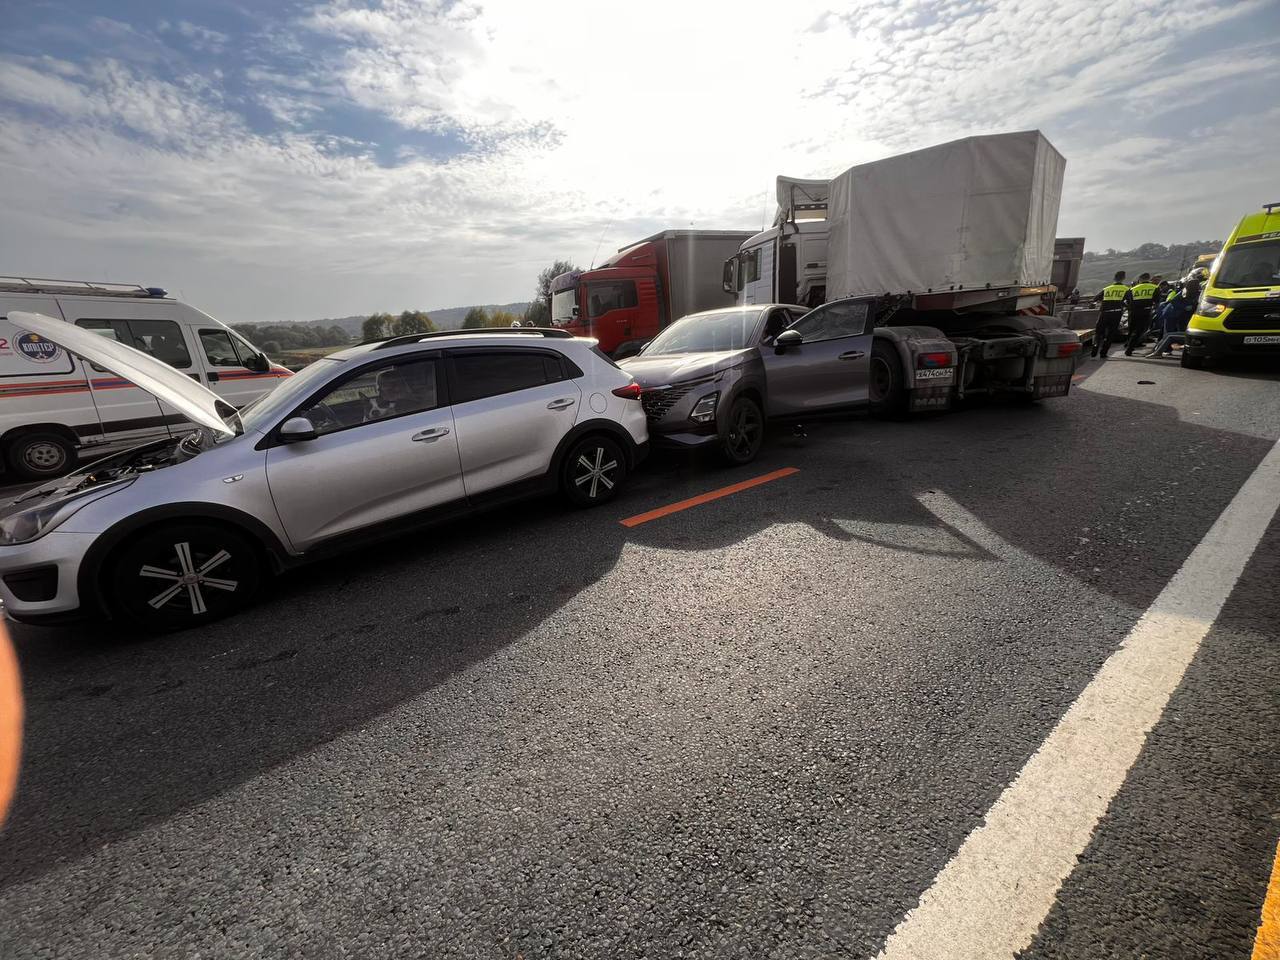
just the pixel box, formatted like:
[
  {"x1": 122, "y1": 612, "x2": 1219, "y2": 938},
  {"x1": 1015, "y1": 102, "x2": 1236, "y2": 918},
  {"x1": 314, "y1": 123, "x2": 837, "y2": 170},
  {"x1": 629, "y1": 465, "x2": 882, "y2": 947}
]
[
  {"x1": 619, "y1": 349, "x2": 751, "y2": 387},
  {"x1": 8, "y1": 311, "x2": 235, "y2": 436}
]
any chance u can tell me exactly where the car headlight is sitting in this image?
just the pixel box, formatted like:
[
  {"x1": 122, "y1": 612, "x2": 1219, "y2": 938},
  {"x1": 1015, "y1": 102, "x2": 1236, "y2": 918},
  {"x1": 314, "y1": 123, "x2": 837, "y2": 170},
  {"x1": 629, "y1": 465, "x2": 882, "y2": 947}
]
[
  {"x1": 1196, "y1": 298, "x2": 1228, "y2": 318},
  {"x1": 689, "y1": 391, "x2": 720, "y2": 423},
  {"x1": 0, "y1": 479, "x2": 134, "y2": 546}
]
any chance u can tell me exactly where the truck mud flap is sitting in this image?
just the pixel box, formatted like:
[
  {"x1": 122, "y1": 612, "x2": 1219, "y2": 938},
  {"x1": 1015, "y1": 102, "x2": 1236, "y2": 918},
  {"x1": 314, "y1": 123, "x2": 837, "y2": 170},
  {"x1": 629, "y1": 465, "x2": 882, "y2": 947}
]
[
  {"x1": 909, "y1": 385, "x2": 953, "y2": 412},
  {"x1": 1032, "y1": 373, "x2": 1072, "y2": 399}
]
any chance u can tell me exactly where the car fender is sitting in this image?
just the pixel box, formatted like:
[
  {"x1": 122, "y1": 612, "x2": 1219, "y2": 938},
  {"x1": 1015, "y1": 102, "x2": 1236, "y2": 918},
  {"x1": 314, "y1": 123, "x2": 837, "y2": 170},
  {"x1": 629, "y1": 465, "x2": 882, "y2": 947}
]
[{"x1": 550, "y1": 418, "x2": 645, "y2": 478}]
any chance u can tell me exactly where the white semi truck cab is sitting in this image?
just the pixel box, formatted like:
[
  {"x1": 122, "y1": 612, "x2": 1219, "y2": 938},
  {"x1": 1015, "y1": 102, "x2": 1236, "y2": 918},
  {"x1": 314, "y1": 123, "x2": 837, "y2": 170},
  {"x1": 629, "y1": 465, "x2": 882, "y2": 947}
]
[{"x1": 723, "y1": 177, "x2": 830, "y2": 308}]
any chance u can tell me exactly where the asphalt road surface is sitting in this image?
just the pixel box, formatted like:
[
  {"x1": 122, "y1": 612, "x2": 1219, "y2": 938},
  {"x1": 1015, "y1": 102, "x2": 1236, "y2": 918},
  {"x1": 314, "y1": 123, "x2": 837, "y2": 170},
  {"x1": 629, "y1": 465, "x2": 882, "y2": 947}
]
[{"x1": 1, "y1": 354, "x2": 1278, "y2": 959}]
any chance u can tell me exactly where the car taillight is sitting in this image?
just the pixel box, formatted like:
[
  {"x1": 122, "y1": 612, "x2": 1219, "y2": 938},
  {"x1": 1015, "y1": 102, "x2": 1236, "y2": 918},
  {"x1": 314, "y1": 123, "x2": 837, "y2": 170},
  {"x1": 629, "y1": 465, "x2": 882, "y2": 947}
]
[
  {"x1": 917, "y1": 351, "x2": 953, "y2": 368},
  {"x1": 612, "y1": 383, "x2": 643, "y2": 400}
]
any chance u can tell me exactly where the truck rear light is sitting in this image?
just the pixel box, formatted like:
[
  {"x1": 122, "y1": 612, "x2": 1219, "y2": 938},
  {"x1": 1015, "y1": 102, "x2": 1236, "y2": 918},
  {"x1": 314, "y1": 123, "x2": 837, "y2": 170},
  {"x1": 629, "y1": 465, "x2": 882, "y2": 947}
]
[
  {"x1": 917, "y1": 351, "x2": 953, "y2": 368},
  {"x1": 1052, "y1": 341, "x2": 1082, "y2": 358},
  {"x1": 612, "y1": 383, "x2": 643, "y2": 400}
]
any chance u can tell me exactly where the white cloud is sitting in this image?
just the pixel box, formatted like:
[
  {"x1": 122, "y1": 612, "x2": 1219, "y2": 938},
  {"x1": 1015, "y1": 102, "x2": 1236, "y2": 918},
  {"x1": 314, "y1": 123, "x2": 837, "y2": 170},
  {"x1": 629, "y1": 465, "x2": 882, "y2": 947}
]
[{"x1": 0, "y1": 0, "x2": 1277, "y2": 323}]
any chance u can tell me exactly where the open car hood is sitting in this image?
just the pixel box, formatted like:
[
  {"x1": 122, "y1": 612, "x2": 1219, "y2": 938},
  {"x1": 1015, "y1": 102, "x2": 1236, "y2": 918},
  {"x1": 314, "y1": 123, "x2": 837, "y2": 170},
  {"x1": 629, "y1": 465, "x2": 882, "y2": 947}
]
[{"x1": 9, "y1": 311, "x2": 235, "y2": 437}]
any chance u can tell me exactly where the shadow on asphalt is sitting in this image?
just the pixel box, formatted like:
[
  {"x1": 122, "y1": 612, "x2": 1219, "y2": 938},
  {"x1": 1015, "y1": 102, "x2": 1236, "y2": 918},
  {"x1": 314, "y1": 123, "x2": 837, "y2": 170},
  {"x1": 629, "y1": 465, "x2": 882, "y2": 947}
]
[{"x1": 1, "y1": 381, "x2": 1275, "y2": 889}]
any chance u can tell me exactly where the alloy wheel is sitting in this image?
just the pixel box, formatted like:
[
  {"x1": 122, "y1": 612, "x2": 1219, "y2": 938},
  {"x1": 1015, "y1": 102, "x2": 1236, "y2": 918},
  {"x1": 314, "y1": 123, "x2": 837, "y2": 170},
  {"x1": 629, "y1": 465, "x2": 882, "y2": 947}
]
[
  {"x1": 138, "y1": 541, "x2": 239, "y2": 616},
  {"x1": 573, "y1": 445, "x2": 619, "y2": 500}
]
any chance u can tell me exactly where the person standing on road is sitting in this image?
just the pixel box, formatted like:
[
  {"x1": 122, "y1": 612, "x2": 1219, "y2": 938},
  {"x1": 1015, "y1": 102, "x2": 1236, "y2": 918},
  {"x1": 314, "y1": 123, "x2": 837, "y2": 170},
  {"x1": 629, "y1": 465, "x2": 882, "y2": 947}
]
[
  {"x1": 1124, "y1": 272, "x2": 1158, "y2": 355},
  {"x1": 1146, "y1": 269, "x2": 1206, "y2": 359},
  {"x1": 1092, "y1": 270, "x2": 1130, "y2": 358}
]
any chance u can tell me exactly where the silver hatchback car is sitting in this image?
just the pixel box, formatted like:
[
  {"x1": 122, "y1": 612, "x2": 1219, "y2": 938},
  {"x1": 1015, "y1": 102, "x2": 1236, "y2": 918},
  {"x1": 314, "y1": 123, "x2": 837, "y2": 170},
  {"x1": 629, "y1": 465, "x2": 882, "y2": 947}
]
[{"x1": 0, "y1": 313, "x2": 647, "y2": 630}]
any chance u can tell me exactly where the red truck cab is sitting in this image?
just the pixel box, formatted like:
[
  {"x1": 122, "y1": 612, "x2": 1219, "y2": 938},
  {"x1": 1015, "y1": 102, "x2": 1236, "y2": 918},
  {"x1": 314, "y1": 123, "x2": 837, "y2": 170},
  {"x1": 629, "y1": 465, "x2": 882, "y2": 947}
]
[
  {"x1": 551, "y1": 230, "x2": 753, "y2": 356},
  {"x1": 551, "y1": 243, "x2": 661, "y2": 355}
]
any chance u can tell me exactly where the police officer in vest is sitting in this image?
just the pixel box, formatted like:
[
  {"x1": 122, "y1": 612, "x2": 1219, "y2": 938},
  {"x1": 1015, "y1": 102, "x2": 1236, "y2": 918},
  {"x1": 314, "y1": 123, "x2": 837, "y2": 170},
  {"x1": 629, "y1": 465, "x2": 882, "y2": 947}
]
[
  {"x1": 1092, "y1": 270, "x2": 1130, "y2": 358},
  {"x1": 1124, "y1": 272, "x2": 1159, "y2": 355}
]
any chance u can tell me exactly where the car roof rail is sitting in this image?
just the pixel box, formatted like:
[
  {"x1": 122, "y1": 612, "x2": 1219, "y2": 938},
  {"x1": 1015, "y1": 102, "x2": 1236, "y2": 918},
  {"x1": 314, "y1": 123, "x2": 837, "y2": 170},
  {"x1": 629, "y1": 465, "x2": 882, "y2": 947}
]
[{"x1": 368, "y1": 327, "x2": 576, "y2": 349}]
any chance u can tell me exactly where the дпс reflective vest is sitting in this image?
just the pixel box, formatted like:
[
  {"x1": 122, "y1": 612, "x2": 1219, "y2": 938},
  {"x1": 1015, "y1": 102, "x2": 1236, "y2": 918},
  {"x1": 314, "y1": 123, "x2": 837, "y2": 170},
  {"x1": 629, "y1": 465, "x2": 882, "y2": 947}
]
[
  {"x1": 1130, "y1": 282, "x2": 1158, "y2": 303},
  {"x1": 1100, "y1": 283, "x2": 1129, "y2": 311}
]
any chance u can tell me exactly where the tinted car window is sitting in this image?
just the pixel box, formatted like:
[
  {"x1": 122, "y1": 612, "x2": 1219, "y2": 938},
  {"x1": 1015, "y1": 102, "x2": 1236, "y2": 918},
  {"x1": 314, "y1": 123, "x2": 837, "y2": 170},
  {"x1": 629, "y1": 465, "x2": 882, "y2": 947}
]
[
  {"x1": 452, "y1": 351, "x2": 553, "y2": 404},
  {"x1": 792, "y1": 301, "x2": 868, "y2": 342},
  {"x1": 299, "y1": 357, "x2": 440, "y2": 436},
  {"x1": 75, "y1": 318, "x2": 192, "y2": 369},
  {"x1": 128, "y1": 319, "x2": 192, "y2": 368}
]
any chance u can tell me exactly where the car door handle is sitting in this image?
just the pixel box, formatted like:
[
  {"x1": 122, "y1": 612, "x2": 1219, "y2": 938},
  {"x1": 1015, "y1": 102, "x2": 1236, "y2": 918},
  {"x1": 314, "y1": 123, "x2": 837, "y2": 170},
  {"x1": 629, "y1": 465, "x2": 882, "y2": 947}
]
[
  {"x1": 411, "y1": 427, "x2": 451, "y2": 442},
  {"x1": 547, "y1": 397, "x2": 576, "y2": 410},
  {"x1": 838, "y1": 351, "x2": 866, "y2": 360},
  {"x1": 206, "y1": 371, "x2": 221, "y2": 382}
]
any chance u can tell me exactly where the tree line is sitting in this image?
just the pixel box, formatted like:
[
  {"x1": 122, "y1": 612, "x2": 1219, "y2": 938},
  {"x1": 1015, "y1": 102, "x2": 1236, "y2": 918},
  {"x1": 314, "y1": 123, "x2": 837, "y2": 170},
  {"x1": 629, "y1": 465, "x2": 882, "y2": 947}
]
[
  {"x1": 237, "y1": 258, "x2": 584, "y2": 355},
  {"x1": 1083, "y1": 240, "x2": 1221, "y2": 262},
  {"x1": 231, "y1": 322, "x2": 351, "y2": 356},
  {"x1": 361, "y1": 310, "x2": 436, "y2": 340}
]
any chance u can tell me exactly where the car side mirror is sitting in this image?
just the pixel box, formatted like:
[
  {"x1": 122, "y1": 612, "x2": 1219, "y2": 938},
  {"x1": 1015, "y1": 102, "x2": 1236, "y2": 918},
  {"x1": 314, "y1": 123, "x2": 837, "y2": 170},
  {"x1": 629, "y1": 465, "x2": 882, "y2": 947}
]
[
  {"x1": 279, "y1": 416, "x2": 317, "y2": 443},
  {"x1": 774, "y1": 329, "x2": 803, "y2": 354},
  {"x1": 245, "y1": 352, "x2": 270, "y2": 373}
]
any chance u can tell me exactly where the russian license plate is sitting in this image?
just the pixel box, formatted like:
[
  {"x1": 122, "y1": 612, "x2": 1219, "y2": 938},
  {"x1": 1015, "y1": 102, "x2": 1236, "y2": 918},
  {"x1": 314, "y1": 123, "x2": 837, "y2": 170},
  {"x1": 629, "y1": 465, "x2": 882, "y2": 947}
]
[
  {"x1": 1243, "y1": 336, "x2": 1280, "y2": 344},
  {"x1": 915, "y1": 368, "x2": 953, "y2": 381}
]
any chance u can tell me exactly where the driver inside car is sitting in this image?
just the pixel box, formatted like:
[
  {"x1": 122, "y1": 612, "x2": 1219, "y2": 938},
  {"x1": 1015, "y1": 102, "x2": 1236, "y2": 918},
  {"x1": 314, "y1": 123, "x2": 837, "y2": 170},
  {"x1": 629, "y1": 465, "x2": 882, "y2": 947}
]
[{"x1": 364, "y1": 365, "x2": 433, "y2": 422}]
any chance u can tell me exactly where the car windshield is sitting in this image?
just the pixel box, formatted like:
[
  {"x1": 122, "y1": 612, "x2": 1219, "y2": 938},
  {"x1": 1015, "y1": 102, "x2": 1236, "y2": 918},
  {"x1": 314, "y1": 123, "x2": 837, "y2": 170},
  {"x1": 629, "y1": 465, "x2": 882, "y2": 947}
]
[
  {"x1": 643, "y1": 309, "x2": 764, "y2": 355},
  {"x1": 226, "y1": 357, "x2": 341, "y2": 439},
  {"x1": 1214, "y1": 239, "x2": 1280, "y2": 288}
]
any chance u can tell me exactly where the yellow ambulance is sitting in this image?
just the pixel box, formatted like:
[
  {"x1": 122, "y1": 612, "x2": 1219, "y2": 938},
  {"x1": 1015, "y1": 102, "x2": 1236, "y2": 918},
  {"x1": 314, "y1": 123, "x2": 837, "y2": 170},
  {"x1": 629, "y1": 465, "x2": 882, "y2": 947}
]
[{"x1": 1183, "y1": 203, "x2": 1280, "y2": 368}]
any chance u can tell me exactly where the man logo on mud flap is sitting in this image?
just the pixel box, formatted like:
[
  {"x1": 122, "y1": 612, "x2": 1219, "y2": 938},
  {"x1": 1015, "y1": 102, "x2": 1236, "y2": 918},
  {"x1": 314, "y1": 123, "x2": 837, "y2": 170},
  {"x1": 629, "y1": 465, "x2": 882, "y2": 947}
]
[{"x1": 15, "y1": 332, "x2": 61, "y2": 363}]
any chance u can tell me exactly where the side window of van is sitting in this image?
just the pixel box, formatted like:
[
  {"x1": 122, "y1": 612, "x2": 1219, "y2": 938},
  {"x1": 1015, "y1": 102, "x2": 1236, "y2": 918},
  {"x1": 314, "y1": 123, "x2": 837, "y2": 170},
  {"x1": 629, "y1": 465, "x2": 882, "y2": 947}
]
[
  {"x1": 200, "y1": 329, "x2": 240, "y2": 366},
  {"x1": 75, "y1": 318, "x2": 192, "y2": 370}
]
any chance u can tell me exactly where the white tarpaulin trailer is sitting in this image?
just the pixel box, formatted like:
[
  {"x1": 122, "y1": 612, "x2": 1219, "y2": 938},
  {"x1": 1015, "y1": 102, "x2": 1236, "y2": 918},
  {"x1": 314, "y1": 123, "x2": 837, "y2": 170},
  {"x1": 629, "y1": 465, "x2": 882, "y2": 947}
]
[{"x1": 826, "y1": 130, "x2": 1065, "y2": 300}]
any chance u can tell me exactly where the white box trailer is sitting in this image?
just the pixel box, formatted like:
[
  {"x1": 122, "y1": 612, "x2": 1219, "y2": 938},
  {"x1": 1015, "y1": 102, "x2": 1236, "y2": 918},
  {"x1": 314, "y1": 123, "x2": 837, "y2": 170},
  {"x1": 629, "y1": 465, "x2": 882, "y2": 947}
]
[
  {"x1": 826, "y1": 130, "x2": 1065, "y2": 299},
  {"x1": 726, "y1": 131, "x2": 1082, "y2": 413}
]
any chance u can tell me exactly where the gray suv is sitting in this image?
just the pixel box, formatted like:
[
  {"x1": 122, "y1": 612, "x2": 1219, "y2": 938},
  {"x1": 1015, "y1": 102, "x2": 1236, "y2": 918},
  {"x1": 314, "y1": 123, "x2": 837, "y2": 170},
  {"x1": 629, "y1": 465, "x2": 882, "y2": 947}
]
[{"x1": 620, "y1": 301, "x2": 875, "y2": 464}]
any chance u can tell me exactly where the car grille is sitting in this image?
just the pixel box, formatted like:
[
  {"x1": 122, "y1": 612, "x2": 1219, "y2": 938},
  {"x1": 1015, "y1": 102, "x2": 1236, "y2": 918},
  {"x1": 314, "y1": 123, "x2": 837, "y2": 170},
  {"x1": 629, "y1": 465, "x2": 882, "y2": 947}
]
[
  {"x1": 1223, "y1": 301, "x2": 1280, "y2": 330},
  {"x1": 641, "y1": 383, "x2": 696, "y2": 421}
]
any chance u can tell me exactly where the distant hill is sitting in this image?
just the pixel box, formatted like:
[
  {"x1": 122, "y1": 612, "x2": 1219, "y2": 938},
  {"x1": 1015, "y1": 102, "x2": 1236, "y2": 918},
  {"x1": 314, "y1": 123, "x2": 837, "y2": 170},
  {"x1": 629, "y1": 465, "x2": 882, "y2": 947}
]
[
  {"x1": 308, "y1": 302, "x2": 533, "y2": 337},
  {"x1": 1076, "y1": 241, "x2": 1220, "y2": 295}
]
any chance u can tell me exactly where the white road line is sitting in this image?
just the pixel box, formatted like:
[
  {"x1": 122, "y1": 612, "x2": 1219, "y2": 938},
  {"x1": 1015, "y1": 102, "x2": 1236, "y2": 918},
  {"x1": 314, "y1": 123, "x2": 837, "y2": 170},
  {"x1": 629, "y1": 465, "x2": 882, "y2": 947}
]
[{"x1": 876, "y1": 445, "x2": 1280, "y2": 960}]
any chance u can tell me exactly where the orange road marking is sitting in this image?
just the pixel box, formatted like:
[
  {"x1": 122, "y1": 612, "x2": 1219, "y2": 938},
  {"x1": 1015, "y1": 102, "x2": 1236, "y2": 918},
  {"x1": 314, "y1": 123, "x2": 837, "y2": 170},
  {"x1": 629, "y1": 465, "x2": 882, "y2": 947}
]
[
  {"x1": 1253, "y1": 839, "x2": 1280, "y2": 959},
  {"x1": 620, "y1": 467, "x2": 799, "y2": 527}
]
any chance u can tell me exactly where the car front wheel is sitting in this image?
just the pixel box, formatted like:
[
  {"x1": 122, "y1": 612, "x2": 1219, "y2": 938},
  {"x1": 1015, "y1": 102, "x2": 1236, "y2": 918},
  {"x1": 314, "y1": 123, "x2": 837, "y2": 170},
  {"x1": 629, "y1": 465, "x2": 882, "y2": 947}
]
[
  {"x1": 718, "y1": 396, "x2": 764, "y2": 465},
  {"x1": 108, "y1": 523, "x2": 264, "y2": 631},
  {"x1": 562, "y1": 435, "x2": 627, "y2": 507}
]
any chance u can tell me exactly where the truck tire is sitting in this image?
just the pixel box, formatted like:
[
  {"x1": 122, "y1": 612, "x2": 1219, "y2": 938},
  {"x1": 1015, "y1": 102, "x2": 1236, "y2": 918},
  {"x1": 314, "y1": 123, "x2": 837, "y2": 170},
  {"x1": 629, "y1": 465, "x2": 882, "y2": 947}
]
[
  {"x1": 718, "y1": 396, "x2": 764, "y2": 465},
  {"x1": 1180, "y1": 351, "x2": 1203, "y2": 370},
  {"x1": 5, "y1": 431, "x2": 77, "y2": 480},
  {"x1": 869, "y1": 342, "x2": 907, "y2": 418}
]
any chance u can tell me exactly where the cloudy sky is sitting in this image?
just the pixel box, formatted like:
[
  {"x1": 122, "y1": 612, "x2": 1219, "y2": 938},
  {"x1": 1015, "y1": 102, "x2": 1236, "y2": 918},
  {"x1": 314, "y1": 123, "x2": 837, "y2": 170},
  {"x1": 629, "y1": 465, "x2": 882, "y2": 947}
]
[{"x1": 1, "y1": 0, "x2": 1276, "y2": 324}]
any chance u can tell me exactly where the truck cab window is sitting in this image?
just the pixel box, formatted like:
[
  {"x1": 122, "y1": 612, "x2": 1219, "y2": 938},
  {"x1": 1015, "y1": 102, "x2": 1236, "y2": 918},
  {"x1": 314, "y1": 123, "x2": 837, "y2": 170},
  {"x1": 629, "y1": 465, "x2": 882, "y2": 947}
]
[
  {"x1": 587, "y1": 281, "x2": 638, "y2": 319},
  {"x1": 743, "y1": 249, "x2": 761, "y2": 285}
]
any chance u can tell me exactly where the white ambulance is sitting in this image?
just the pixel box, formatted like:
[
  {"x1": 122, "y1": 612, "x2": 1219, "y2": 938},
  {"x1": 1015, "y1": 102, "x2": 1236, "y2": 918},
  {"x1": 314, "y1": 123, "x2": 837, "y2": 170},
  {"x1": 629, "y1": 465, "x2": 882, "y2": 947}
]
[{"x1": 0, "y1": 277, "x2": 291, "y2": 480}]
